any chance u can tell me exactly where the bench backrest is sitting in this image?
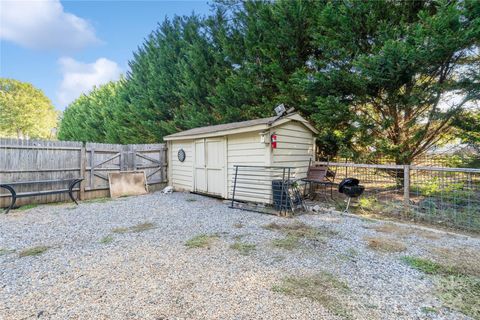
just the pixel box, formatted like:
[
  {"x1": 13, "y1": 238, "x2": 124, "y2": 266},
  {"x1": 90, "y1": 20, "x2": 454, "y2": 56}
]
[
  {"x1": 0, "y1": 178, "x2": 82, "y2": 186},
  {"x1": 306, "y1": 165, "x2": 336, "y2": 182}
]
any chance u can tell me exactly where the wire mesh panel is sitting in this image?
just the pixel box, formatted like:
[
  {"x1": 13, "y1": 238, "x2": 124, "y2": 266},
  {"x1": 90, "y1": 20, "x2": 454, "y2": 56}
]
[
  {"x1": 316, "y1": 161, "x2": 480, "y2": 231},
  {"x1": 229, "y1": 165, "x2": 305, "y2": 216},
  {"x1": 410, "y1": 167, "x2": 480, "y2": 229}
]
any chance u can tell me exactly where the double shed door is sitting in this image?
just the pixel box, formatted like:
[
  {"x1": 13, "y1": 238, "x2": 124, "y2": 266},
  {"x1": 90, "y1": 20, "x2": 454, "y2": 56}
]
[{"x1": 194, "y1": 137, "x2": 226, "y2": 197}]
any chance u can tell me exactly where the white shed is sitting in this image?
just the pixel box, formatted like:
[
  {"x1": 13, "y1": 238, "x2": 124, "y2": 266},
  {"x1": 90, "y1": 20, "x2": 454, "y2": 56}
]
[{"x1": 163, "y1": 113, "x2": 318, "y2": 203}]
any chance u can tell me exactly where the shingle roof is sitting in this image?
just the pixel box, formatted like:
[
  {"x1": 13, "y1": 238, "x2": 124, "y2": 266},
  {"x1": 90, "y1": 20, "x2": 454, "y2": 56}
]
[{"x1": 164, "y1": 116, "x2": 278, "y2": 139}]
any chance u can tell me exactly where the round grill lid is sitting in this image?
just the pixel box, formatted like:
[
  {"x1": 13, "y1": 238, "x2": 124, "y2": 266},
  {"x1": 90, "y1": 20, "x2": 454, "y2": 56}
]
[{"x1": 338, "y1": 178, "x2": 360, "y2": 193}]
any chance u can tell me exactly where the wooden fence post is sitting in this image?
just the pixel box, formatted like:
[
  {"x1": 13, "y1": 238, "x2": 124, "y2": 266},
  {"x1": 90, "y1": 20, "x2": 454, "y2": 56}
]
[
  {"x1": 79, "y1": 144, "x2": 86, "y2": 200},
  {"x1": 89, "y1": 147, "x2": 95, "y2": 189},
  {"x1": 403, "y1": 165, "x2": 410, "y2": 210}
]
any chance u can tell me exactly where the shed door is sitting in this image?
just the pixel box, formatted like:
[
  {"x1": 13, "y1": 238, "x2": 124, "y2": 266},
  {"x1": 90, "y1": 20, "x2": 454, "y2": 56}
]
[
  {"x1": 194, "y1": 140, "x2": 207, "y2": 192},
  {"x1": 194, "y1": 138, "x2": 225, "y2": 196}
]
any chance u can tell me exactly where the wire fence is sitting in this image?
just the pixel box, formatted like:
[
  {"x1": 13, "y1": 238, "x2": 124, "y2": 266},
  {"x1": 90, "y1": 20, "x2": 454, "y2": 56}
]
[
  {"x1": 329, "y1": 153, "x2": 480, "y2": 168},
  {"x1": 317, "y1": 162, "x2": 480, "y2": 231}
]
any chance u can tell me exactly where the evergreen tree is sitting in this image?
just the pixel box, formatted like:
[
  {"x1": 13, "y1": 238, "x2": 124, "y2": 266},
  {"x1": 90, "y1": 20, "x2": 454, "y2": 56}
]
[
  {"x1": 58, "y1": 80, "x2": 124, "y2": 142},
  {"x1": 303, "y1": 0, "x2": 480, "y2": 163}
]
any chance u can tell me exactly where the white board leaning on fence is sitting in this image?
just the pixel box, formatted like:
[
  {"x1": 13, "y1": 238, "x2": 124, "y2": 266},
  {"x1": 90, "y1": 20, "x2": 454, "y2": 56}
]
[{"x1": 108, "y1": 171, "x2": 148, "y2": 198}]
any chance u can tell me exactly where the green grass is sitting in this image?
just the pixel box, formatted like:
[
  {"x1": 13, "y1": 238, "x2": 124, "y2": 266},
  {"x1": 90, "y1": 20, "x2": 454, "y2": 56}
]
[
  {"x1": 82, "y1": 197, "x2": 111, "y2": 204},
  {"x1": 112, "y1": 222, "x2": 156, "y2": 234},
  {"x1": 271, "y1": 235, "x2": 301, "y2": 250},
  {"x1": 99, "y1": 235, "x2": 114, "y2": 244},
  {"x1": 0, "y1": 248, "x2": 15, "y2": 256},
  {"x1": 402, "y1": 256, "x2": 480, "y2": 319},
  {"x1": 265, "y1": 221, "x2": 338, "y2": 251},
  {"x1": 421, "y1": 306, "x2": 438, "y2": 314},
  {"x1": 19, "y1": 246, "x2": 49, "y2": 257},
  {"x1": 264, "y1": 221, "x2": 337, "y2": 241},
  {"x1": 16, "y1": 204, "x2": 38, "y2": 211},
  {"x1": 185, "y1": 234, "x2": 218, "y2": 249},
  {"x1": 272, "y1": 272, "x2": 351, "y2": 319},
  {"x1": 338, "y1": 248, "x2": 359, "y2": 261},
  {"x1": 230, "y1": 242, "x2": 256, "y2": 255},
  {"x1": 402, "y1": 256, "x2": 456, "y2": 275},
  {"x1": 438, "y1": 275, "x2": 480, "y2": 319},
  {"x1": 129, "y1": 222, "x2": 156, "y2": 233}
]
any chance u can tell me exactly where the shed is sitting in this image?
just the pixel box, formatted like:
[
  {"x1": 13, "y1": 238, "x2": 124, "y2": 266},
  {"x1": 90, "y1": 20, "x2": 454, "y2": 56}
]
[{"x1": 163, "y1": 113, "x2": 318, "y2": 203}]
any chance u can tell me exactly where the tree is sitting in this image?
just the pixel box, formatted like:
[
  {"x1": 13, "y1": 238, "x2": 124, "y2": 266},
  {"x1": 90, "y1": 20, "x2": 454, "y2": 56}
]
[
  {"x1": 210, "y1": 0, "x2": 319, "y2": 122},
  {"x1": 0, "y1": 78, "x2": 58, "y2": 139},
  {"x1": 57, "y1": 80, "x2": 125, "y2": 142},
  {"x1": 303, "y1": 0, "x2": 480, "y2": 164},
  {"x1": 454, "y1": 110, "x2": 480, "y2": 152},
  {"x1": 115, "y1": 13, "x2": 232, "y2": 143},
  {"x1": 57, "y1": 0, "x2": 479, "y2": 158}
]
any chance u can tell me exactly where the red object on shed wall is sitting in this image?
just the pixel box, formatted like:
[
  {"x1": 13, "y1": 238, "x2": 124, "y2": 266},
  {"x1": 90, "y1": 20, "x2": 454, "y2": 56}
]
[{"x1": 271, "y1": 134, "x2": 277, "y2": 149}]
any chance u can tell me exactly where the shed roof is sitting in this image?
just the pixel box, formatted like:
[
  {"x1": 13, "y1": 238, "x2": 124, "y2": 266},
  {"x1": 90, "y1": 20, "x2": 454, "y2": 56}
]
[{"x1": 163, "y1": 113, "x2": 318, "y2": 141}]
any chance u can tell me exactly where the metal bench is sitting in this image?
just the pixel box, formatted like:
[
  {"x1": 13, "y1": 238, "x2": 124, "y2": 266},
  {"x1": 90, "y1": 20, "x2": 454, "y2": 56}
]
[
  {"x1": 301, "y1": 163, "x2": 337, "y2": 200},
  {"x1": 0, "y1": 178, "x2": 83, "y2": 214}
]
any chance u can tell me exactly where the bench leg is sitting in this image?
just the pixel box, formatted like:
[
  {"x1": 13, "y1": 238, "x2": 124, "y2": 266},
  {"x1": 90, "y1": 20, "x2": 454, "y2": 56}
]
[
  {"x1": 1, "y1": 185, "x2": 17, "y2": 214},
  {"x1": 68, "y1": 179, "x2": 82, "y2": 205}
]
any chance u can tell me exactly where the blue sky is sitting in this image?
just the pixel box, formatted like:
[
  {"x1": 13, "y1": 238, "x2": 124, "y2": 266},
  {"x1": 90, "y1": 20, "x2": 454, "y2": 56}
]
[{"x1": 0, "y1": 0, "x2": 212, "y2": 110}]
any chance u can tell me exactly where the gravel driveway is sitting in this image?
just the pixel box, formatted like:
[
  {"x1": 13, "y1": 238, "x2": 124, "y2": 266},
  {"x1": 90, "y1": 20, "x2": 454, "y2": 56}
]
[{"x1": 0, "y1": 192, "x2": 478, "y2": 320}]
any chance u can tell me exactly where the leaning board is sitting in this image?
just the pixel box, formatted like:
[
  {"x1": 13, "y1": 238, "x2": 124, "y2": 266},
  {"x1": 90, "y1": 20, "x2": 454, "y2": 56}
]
[{"x1": 108, "y1": 171, "x2": 148, "y2": 198}]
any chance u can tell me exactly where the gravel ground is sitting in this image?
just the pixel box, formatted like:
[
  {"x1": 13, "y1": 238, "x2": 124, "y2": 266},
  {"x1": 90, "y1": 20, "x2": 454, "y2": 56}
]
[{"x1": 0, "y1": 192, "x2": 478, "y2": 320}]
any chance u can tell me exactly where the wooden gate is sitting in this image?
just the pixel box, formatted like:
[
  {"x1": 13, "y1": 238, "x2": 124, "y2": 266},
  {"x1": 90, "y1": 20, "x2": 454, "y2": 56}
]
[{"x1": 85, "y1": 143, "x2": 167, "y2": 195}]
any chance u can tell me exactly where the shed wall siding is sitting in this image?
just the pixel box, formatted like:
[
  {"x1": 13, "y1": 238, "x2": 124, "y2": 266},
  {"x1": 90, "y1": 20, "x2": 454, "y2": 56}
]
[
  {"x1": 170, "y1": 140, "x2": 194, "y2": 191},
  {"x1": 226, "y1": 131, "x2": 271, "y2": 203},
  {"x1": 272, "y1": 121, "x2": 314, "y2": 180}
]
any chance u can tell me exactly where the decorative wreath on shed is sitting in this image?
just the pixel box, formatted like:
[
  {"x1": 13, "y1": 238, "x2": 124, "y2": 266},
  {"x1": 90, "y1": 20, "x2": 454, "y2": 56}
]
[{"x1": 177, "y1": 148, "x2": 186, "y2": 162}]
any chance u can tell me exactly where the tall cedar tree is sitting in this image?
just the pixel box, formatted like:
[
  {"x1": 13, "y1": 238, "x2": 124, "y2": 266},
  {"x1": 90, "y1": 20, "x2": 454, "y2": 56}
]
[
  {"x1": 58, "y1": 0, "x2": 479, "y2": 166},
  {"x1": 58, "y1": 81, "x2": 125, "y2": 142}
]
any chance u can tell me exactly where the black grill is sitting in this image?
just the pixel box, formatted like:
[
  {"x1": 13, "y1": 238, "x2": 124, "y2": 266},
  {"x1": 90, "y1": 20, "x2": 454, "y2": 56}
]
[{"x1": 338, "y1": 178, "x2": 365, "y2": 212}]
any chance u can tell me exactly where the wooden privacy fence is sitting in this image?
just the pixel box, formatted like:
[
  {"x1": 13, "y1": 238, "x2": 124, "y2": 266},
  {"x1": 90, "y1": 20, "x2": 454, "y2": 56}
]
[{"x1": 0, "y1": 138, "x2": 167, "y2": 208}]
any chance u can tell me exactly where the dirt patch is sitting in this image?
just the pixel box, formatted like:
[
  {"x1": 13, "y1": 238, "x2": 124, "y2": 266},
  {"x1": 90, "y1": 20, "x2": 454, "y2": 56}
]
[
  {"x1": 112, "y1": 222, "x2": 156, "y2": 234},
  {"x1": 264, "y1": 221, "x2": 338, "y2": 240},
  {"x1": 265, "y1": 221, "x2": 338, "y2": 250},
  {"x1": 272, "y1": 272, "x2": 352, "y2": 318},
  {"x1": 364, "y1": 237, "x2": 407, "y2": 253},
  {"x1": 430, "y1": 247, "x2": 480, "y2": 277},
  {"x1": 368, "y1": 223, "x2": 442, "y2": 240}
]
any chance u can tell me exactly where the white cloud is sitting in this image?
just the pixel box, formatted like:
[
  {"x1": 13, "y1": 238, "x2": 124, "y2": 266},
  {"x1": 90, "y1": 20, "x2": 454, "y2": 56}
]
[
  {"x1": 0, "y1": 0, "x2": 99, "y2": 51},
  {"x1": 57, "y1": 57, "x2": 122, "y2": 108}
]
